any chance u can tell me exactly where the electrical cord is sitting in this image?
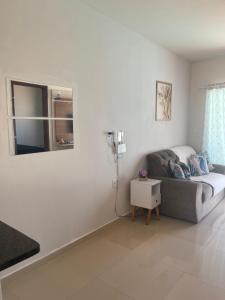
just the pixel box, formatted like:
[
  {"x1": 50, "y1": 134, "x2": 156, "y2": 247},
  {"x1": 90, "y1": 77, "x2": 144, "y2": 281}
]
[
  {"x1": 114, "y1": 153, "x2": 120, "y2": 217},
  {"x1": 106, "y1": 133, "x2": 129, "y2": 218}
]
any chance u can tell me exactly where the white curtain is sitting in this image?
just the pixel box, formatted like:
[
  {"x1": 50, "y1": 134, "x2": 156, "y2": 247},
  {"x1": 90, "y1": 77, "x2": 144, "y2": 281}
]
[{"x1": 202, "y1": 87, "x2": 225, "y2": 164}]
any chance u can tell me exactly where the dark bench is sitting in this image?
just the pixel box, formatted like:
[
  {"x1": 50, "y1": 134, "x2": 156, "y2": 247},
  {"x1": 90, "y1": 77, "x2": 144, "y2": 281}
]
[{"x1": 0, "y1": 221, "x2": 40, "y2": 299}]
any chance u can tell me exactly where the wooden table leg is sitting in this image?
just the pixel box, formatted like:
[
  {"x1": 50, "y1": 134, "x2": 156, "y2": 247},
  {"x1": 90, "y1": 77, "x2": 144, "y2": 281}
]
[
  {"x1": 146, "y1": 209, "x2": 152, "y2": 225},
  {"x1": 131, "y1": 206, "x2": 136, "y2": 222},
  {"x1": 156, "y1": 206, "x2": 160, "y2": 220},
  {"x1": 0, "y1": 280, "x2": 3, "y2": 300},
  {"x1": 140, "y1": 207, "x2": 145, "y2": 216}
]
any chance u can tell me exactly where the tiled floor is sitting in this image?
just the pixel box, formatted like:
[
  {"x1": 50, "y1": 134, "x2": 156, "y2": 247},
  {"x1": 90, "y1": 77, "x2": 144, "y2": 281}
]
[{"x1": 3, "y1": 200, "x2": 225, "y2": 300}]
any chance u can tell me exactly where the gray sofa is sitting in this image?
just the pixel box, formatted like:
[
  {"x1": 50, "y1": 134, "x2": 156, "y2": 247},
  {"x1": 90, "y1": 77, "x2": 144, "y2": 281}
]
[{"x1": 147, "y1": 146, "x2": 225, "y2": 223}]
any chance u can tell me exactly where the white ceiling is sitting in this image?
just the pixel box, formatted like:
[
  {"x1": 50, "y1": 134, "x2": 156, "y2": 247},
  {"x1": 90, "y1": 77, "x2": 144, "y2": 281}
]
[{"x1": 81, "y1": 0, "x2": 225, "y2": 62}]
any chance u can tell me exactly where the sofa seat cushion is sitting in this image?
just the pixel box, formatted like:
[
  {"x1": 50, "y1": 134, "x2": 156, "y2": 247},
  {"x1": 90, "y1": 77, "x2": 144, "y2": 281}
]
[{"x1": 191, "y1": 172, "x2": 225, "y2": 196}]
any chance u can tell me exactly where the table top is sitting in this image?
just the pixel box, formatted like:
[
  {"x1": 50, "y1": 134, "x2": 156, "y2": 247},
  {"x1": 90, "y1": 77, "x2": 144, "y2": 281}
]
[
  {"x1": 0, "y1": 221, "x2": 40, "y2": 271},
  {"x1": 131, "y1": 178, "x2": 162, "y2": 185}
]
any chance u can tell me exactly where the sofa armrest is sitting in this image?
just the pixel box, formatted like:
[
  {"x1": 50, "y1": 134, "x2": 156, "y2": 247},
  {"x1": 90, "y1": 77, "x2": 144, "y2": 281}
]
[
  {"x1": 152, "y1": 176, "x2": 203, "y2": 223},
  {"x1": 212, "y1": 164, "x2": 225, "y2": 175}
]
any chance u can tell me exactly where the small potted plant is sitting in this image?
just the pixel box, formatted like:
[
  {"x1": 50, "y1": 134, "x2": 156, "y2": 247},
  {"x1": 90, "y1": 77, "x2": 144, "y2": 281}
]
[{"x1": 138, "y1": 169, "x2": 148, "y2": 181}]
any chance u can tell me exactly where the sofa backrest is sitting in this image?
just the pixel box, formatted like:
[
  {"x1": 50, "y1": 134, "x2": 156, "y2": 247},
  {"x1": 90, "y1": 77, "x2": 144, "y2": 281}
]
[
  {"x1": 170, "y1": 146, "x2": 196, "y2": 164},
  {"x1": 147, "y1": 149, "x2": 179, "y2": 177}
]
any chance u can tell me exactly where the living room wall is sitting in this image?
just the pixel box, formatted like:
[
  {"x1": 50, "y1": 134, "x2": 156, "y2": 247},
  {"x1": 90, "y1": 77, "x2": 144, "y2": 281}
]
[
  {"x1": 189, "y1": 56, "x2": 225, "y2": 151},
  {"x1": 0, "y1": 0, "x2": 190, "y2": 275}
]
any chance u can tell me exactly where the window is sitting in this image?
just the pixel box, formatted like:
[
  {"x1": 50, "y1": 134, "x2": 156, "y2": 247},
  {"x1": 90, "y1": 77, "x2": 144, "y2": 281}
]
[
  {"x1": 202, "y1": 87, "x2": 225, "y2": 164},
  {"x1": 8, "y1": 80, "x2": 74, "y2": 155}
]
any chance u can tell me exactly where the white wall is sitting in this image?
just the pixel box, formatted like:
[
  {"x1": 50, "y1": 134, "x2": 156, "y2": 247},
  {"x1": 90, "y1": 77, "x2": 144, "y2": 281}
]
[
  {"x1": 0, "y1": 0, "x2": 190, "y2": 275},
  {"x1": 189, "y1": 56, "x2": 225, "y2": 151}
]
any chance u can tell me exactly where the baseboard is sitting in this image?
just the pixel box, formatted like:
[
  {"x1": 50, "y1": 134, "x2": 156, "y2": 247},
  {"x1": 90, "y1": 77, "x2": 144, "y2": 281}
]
[{"x1": 1, "y1": 214, "x2": 128, "y2": 281}]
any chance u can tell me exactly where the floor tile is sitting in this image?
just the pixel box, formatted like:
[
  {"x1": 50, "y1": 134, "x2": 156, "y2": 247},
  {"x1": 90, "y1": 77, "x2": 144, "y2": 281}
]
[
  {"x1": 1, "y1": 286, "x2": 20, "y2": 300},
  {"x1": 99, "y1": 250, "x2": 183, "y2": 300},
  {"x1": 201, "y1": 200, "x2": 225, "y2": 230},
  {"x1": 5, "y1": 258, "x2": 87, "y2": 300},
  {"x1": 189, "y1": 246, "x2": 225, "y2": 288},
  {"x1": 171, "y1": 221, "x2": 217, "y2": 246},
  {"x1": 58, "y1": 235, "x2": 131, "y2": 278},
  {"x1": 207, "y1": 228, "x2": 225, "y2": 252},
  {"x1": 98, "y1": 217, "x2": 156, "y2": 249},
  {"x1": 69, "y1": 278, "x2": 133, "y2": 300},
  {"x1": 165, "y1": 274, "x2": 225, "y2": 300},
  {"x1": 132, "y1": 231, "x2": 225, "y2": 289},
  {"x1": 131, "y1": 234, "x2": 204, "y2": 271}
]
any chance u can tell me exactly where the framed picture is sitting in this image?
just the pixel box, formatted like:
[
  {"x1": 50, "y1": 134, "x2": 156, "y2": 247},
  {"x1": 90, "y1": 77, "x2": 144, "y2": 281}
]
[{"x1": 155, "y1": 81, "x2": 172, "y2": 121}]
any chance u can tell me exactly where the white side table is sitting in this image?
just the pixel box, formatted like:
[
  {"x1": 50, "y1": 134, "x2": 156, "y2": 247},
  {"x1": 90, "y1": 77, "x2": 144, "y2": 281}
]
[{"x1": 130, "y1": 178, "x2": 162, "y2": 225}]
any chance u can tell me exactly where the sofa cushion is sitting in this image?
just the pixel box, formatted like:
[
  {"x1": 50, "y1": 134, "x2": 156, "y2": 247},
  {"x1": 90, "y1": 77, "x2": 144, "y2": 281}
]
[
  {"x1": 168, "y1": 160, "x2": 191, "y2": 179},
  {"x1": 168, "y1": 160, "x2": 186, "y2": 179},
  {"x1": 199, "y1": 151, "x2": 214, "y2": 171},
  {"x1": 188, "y1": 154, "x2": 209, "y2": 176},
  {"x1": 180, "y1": 162, "x2": 191, "y2": 179},
  {"x1": 147, "y1": 149, "x2": 179, "y2": 177},
  {"x1": 171, "y1": 146, "x2": 196, "y2": 164}
]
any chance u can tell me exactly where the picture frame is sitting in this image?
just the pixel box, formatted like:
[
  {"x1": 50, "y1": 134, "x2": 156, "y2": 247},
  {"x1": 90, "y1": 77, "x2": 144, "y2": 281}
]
[{"x1": 155, "y1": 81, "x2": 172, "y2": 121}]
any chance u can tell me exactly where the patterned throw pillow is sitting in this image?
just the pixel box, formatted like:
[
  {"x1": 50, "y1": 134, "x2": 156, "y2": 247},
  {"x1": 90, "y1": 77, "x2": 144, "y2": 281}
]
[
  {"x1": 188, "y1": 154, "x2": 209, "y2": 176},
  {"x1": 168, "y1": 160, "x2": 186, "y2": 179},
  {"x1": 188, "y1": 155, "x2": 203, "y2": 176},
  {"x1": 199, "y1": 151, "x2": 214, "y2": 171},
  {"x1": 198, "y1": 155, "x2": 209, "y2": 174},
  {"x1": 179, "y1": 162, "x2": 191, "y2": 179}
]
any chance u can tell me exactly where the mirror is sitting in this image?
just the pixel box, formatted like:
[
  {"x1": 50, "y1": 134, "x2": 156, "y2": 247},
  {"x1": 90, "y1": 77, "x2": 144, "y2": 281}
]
[{"x1": 8, "y1": 80, "x2": 74, "y2": 155}]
